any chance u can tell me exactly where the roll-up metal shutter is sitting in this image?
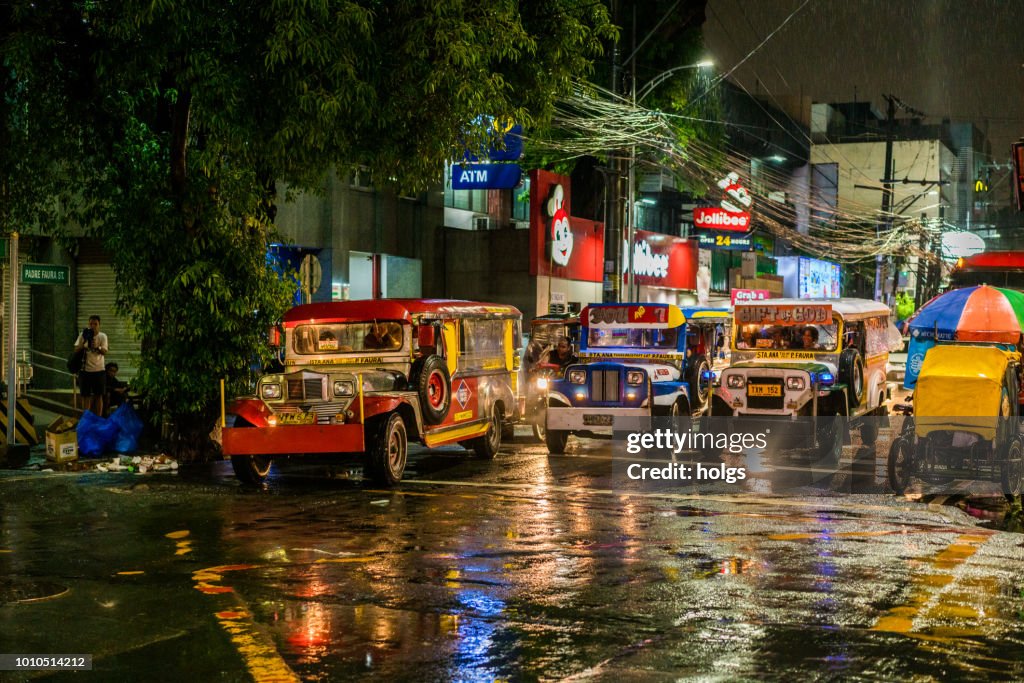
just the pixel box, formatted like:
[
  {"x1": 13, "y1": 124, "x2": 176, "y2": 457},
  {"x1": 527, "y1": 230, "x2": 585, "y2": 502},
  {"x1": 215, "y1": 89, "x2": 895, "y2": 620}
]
[
  {"x1": 2, "y1": 255, "x2": 33, "y2": 365},
  {"x1": 76, "y1": 263, "x2": 142, "y2": 380}
]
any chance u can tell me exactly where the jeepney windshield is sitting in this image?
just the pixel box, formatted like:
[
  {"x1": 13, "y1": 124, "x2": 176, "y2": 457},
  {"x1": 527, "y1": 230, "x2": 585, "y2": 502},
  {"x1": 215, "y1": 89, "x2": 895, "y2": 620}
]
[
  {"x1": 292, "y1": 322, "x2": 405, "y2": 355},
  {"x1": 587, "y1": 327, "x2": 678, "y2": 350},
  {"x1": 734, "y1": 322, "x2": 839, "y2": 352},
  {"x1": 531, "y1": 322, "x2": 570, "y2": 347}
]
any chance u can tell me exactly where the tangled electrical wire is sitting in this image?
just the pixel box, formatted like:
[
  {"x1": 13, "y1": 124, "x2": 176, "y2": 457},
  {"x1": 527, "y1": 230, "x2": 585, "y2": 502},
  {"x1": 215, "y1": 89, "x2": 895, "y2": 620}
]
[{"x1": 524, "y1": 80, "x2": 957, "y2": 266}]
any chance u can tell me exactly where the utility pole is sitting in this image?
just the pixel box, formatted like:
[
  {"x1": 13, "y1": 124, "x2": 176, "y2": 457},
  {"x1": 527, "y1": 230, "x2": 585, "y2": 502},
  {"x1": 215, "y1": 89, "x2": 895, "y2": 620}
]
[
  {"x1": 604, "y1": 0, "x2": 622, "y2": 303},
  {"x1": 875, "y1": 95, "x2": 896, "y2": 304}
]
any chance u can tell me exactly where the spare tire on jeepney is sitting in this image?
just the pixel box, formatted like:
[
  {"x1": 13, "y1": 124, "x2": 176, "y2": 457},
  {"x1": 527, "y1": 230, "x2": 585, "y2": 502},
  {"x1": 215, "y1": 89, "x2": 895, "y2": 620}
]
[
  {"x1": 838, "y1": 347, "x2": 865, "y2": 410},
  {"x1": 410, "y1": 355, "x2": 451, "y2": 425}
]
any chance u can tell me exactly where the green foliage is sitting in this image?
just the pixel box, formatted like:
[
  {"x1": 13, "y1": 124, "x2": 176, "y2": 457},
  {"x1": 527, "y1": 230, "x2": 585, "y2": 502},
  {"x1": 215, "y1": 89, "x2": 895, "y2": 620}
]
[{"x1": 1, "y1": 0, "x2": 613, "y2": 457}]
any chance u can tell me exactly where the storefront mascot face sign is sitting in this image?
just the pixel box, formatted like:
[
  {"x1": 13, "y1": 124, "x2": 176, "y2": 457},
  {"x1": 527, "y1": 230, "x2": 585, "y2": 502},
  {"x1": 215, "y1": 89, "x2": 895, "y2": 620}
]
[{"x1": 547, "y1": 184, "x2": 573, "y2": 267}]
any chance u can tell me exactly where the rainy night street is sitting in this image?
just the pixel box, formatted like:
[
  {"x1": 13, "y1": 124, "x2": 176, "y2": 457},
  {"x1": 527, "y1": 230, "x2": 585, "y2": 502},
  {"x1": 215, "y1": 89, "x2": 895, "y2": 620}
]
[{"x1": 2, "y1": 431, "x2": 1023, "y2": 682}]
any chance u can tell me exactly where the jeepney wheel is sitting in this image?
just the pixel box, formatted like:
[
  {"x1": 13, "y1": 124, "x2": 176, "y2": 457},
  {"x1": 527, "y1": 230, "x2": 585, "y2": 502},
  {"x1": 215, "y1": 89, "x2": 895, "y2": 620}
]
[
  {"x1": 859, "y1": 420, "x2": 879, "y2": 446},
  {"x1": 532, "y1": 421, "x2": 546, "y2": 443},
  {"x1": 366, "y1": 412, "x2": 408, "y2": 486},
  {"x1": 412, "y1": 355, "x2": 451, "y2": 425},
  {"x1": 231, "y1": 456, "x2": 273, "y2": 485},
  {"x1": 814, "y1": 413, "x2": 844, "y2": 465},
  {"x1": 1000, "y1": 436, "x2": 1024, "y2": 496},
  {"x1": 501, "y1": 420, "x2": 516, "y2": 443},
  {"x1": 545, "y1": 429, "x2": 569, "y2": 455},
  {"x1": 687, "y1": 354, "x2": 712, "y2": 412},
  {"x1": 471, "y1": 404, "x2": 504, "y2": 460},
  {"x1": 887, "y1": 436, "x2": 914, "y2": 494}
]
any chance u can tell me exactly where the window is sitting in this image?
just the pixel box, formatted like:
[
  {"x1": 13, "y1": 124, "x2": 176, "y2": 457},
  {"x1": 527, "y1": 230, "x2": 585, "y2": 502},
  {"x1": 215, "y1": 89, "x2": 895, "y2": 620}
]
[
  {"x1": 587, "y1": 328, "x2": 678, "y2": 350},
  {"x1": 293, "y1": 322, "x2": 405, "y2": 355},
  {"x1": 350, "y1": 166, "x2": 373, "y2": 190},
  {"x1": 459, "y1": 319, "x2": 507, "y2": 372},
  {"x1": 512, "y1": 179, "x2": 531, "y2": 222},
  {"x1": 734, "y1": 323, "x2": 839, "y2": 352}
]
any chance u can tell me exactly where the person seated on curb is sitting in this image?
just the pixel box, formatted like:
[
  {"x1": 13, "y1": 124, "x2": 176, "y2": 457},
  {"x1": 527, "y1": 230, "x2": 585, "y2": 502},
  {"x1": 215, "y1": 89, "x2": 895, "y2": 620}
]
[{"x1": 105, "y1": 362, "x2": 128, "y2": 416}]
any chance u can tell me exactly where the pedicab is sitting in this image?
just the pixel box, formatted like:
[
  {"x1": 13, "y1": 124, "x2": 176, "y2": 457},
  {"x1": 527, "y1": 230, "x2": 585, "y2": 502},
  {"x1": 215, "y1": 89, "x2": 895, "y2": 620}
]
[
  {"x1": 887, "y1": 344, "x2": 1024, "y2": 494},
  {"x1": 888, "y1": 284, "x2": 1024, "y2": 495}
]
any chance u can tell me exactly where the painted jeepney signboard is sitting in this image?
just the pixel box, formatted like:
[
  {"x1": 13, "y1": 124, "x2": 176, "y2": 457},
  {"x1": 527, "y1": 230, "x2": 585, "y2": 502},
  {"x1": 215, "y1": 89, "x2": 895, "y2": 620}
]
[{"x1": 735, "y1": 304, "x2": 832, "y2": 326}]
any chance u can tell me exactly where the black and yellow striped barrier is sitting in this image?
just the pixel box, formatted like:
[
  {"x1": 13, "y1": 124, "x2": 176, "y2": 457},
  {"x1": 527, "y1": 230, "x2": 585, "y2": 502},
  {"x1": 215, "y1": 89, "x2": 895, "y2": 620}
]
[{"x1": 0, "y1": 399, "x2": 39, "y2": 445}]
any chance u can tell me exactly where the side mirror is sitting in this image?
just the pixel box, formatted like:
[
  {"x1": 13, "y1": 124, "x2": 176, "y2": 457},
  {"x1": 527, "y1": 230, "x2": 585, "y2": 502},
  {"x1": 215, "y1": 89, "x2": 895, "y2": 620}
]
[
  {"x1": 268, "y1": 325, "x2": 281, "y2": 347},
  {"x1": 417, "y1": 325, "x2": 436, "y2": 348}
]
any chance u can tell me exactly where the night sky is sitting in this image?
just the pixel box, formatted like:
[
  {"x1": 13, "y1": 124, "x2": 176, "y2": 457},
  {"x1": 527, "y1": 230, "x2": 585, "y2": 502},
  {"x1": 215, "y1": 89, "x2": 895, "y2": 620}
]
[{"x1": 704, "y1": 0, "x2": 1024, "y2": 159}]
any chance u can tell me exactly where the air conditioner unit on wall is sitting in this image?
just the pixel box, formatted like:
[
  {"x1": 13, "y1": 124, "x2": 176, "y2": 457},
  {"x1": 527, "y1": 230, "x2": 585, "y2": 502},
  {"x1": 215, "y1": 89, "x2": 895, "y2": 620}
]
[{"x1": 474, "y1": 216, "x2": 493, "y2": 231}]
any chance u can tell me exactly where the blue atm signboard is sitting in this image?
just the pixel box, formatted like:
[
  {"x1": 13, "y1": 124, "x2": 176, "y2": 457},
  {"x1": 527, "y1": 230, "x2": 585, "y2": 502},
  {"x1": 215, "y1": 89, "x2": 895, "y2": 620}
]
[
  {"x1": 451, "y1": 163, "x2": 523, "y2": 190},
  {"x1": 464, "y1": 124, "x2": 524, "y2": 162}
]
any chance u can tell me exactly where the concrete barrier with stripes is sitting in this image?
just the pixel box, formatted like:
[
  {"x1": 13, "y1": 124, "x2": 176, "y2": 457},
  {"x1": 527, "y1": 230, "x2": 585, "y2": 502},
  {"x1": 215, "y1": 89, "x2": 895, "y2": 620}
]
[{"x1": 0, "y1": 399, "x2": 40, "y2": 445}]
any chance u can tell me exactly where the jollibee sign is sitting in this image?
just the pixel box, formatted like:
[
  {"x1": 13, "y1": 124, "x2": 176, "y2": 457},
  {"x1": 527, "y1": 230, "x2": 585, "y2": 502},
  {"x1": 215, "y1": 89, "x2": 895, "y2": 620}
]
[
  {"x1": 693, "y1": 171, "x2": 753, "y2": 232},
  {"x1": 529, "y1": 170, "x2": 604, "y2": 282},
  {"x1": 694, "y1": 207, "x2": 751, "y2": 231}
]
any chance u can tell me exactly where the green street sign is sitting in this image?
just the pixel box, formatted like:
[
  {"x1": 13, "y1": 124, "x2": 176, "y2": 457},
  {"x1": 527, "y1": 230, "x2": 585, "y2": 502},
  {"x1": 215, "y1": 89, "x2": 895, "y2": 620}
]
[{"x1": 21, "y1": 263, "x2": 70, "y2": 286}]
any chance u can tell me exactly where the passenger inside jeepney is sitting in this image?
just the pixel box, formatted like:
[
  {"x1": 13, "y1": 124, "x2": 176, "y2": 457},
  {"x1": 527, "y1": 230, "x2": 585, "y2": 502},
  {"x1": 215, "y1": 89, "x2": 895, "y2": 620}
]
[
  {"x1": 736, "y1": 323, "x2": 838, "y2": 351},
  {"x1": 363, "y1": 321, "x2": 402, "y2": 350}
]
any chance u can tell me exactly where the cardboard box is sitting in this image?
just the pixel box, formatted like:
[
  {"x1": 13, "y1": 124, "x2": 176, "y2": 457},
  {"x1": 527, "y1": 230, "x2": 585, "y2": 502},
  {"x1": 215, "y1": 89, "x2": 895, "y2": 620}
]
[{"x1": 46, "y1": 416, "x2": 79, "y2": 463}]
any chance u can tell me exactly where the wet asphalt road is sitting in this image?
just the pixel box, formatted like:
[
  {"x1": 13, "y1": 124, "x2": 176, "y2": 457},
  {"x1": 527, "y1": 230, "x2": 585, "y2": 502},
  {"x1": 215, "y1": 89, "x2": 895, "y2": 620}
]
[{"x1": 1, "y1": 430, "x2": 1023, "y2": 682}]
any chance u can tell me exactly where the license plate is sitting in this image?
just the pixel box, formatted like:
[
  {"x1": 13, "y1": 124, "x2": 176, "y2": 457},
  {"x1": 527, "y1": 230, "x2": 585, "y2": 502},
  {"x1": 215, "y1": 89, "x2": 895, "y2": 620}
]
[
  {"x1": 748, "y1": 384, "x2": 781, "y2": 397},
  {"x1": 583, "y1": 414, "x2": 614, "y2": 426},
  {"x1": 277, "y1": 412, "x2": 315, "y2": 425}
]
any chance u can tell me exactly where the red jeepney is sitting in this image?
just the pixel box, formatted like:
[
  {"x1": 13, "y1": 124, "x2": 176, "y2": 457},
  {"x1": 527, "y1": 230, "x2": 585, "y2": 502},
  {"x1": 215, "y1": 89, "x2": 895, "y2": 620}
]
[{"x1": 221, "y1": 299, "x2": 523, "y2": 485}]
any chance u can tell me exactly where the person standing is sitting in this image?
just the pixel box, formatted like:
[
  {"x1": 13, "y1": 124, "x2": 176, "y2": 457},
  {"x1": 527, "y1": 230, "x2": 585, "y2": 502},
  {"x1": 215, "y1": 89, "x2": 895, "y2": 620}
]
[{"x1": 74, "y1": 315, "x2": 108, "y2": 415}]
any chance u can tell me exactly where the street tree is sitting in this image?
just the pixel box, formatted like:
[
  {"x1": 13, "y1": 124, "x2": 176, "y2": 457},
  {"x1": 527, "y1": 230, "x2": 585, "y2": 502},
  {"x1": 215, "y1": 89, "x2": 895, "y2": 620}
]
[{"x1": 0, "y1": 0, "x2": 614, "y2": 459}]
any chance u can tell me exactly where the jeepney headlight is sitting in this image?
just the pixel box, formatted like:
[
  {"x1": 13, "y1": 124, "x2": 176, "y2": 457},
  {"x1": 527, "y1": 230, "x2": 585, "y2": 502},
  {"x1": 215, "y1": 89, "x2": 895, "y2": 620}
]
[
  {"x1": 626, "y1": 370, "x2": 645, "y2": 385},
  {"x1": 786, "y1": 376, "x2": 806, "y2": 391},
  {"x1": 726, "y1": 374, "x2": 745, "y2": 389},
  {"x1": 535, "y1": 377, "x2": 549, "y2": 390},
  {"x1": 333, "y1": 380, "x2": 355, "y2": 397},
  {"x1": 569, "y1": 370, "x2": 586, "y2": 384},
  {"x1": 261, "y1": 383, "x2": 282, "y2": 399}
]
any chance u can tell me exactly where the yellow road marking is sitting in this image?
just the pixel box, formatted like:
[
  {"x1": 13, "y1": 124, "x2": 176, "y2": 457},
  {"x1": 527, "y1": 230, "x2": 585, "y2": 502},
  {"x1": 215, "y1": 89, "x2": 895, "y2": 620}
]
[
  {"x1": 116, "y1": 570, "x2": 145, "y2": 576},
  {"x1": 870, "y1": 532, "x2": 992, "y2": 638},
  {"x1": 216, "y1": 608, "x2": 301, "y2": 683},
  {"x1": 165, "y1": 530, "x2": 190, "y2": 539},
  {"x1": 313, "y1": 556, "x2": 375, "y2": 564}
]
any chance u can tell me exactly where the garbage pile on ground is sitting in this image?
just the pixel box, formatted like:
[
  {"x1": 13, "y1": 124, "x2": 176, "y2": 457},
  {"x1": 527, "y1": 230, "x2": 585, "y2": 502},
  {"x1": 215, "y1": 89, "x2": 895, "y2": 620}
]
[{"x1": 38, "y1": 403, "x2": 176, "y2": 473}]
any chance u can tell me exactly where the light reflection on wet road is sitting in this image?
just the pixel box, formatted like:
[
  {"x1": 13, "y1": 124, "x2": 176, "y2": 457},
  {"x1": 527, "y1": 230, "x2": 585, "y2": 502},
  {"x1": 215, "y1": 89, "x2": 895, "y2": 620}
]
[{"x1": 1, "y1": 432, "x2": 1023, "y2": 681}]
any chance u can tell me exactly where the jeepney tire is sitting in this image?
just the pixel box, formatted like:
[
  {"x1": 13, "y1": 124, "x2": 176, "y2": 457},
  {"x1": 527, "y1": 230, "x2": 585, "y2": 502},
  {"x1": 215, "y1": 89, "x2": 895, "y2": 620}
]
[
  {"x1": 501, "y1": 420, "x2": 516, "y2": 443},
  {"x1": 859, "y1": 420, "x2": 879, "y2": 446},
  {"x1": 532, "y1": 421, "x2": 546, "y2": 443},
  {"x1": 231, "y1": 456, "x2": 273, "y2": 485},
  {"x1": 471, "y1": 403, "x2": 503, "y2": 460},
  {"x1": 545, "y1": 429, "x2": 569, "y2": 455},
  {"x1": 839, "y1": 348, "x2": 866, "y2": 410},
  {"x1": 366, "y1": 412, "x2": 408, "y2": 486},
  {"x1": 411, "y1": 355, "x2": 451, "y2": 426},
  {"x1": 1000, "y1": 436, "x2": 1024, "y2": 496},
  {"x1": 687, "y1": 354, "x2": 712, "y2": 411},
  {"x1": 887, "y1": 436, "x2": 914, "y2": 494}
]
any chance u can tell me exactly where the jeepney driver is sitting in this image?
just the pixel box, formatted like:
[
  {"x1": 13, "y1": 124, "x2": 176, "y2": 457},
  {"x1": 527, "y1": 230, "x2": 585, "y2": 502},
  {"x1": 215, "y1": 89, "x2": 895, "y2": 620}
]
[
  {"x1": 363, "y1": 322, "x2": 400, "y2": 350},
  {"x1": 545, "y1": 336, "x2": 577, "y2": 369}
]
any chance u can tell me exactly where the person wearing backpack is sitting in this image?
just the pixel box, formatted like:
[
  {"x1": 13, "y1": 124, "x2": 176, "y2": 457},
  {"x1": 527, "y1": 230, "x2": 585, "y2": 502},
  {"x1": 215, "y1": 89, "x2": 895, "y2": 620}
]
[{"x1": 73, "y1": 315, "x2": 109, "y2": 415}]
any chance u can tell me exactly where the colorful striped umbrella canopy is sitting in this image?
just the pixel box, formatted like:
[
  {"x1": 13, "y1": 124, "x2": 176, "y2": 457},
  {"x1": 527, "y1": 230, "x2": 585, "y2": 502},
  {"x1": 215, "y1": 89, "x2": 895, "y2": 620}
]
[{"x1": 908, "y1": 285, "x2": 1024, "y2": 344}]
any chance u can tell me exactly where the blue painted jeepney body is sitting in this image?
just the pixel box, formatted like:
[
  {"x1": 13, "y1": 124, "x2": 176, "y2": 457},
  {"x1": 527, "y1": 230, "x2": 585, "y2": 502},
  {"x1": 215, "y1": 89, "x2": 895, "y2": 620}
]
[{"x1": 544, "y1": 304, "x2": 730, "y2": 443}]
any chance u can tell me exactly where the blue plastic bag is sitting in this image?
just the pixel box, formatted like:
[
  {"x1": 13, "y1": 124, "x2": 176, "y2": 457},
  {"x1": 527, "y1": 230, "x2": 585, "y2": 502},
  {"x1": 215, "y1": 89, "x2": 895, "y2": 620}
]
[
  {"x1": 77, "y1": 410, "x2": 120, "y2": 457},
  {"x1": 109, "y1": 403, "x2": 144, "y2": 454}
]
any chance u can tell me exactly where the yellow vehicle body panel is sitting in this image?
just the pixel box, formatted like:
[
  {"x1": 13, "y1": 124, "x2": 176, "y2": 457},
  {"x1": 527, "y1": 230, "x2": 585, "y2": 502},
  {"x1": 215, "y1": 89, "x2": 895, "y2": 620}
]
[{"x1": 914, "y1": 345, "x2": 1014, "y2": 440}]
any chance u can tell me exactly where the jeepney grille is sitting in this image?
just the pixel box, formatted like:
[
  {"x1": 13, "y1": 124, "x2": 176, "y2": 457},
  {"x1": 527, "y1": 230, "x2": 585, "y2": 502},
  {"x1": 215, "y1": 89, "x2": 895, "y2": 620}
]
[
  {"x1": 591, "y1": 370, "x2": 620, "y2": 402},
  {"x1": 274, "y1": 404, "x2": 343, "y2": 425},
  {"x1": 746, "y1": 378, "x2": 784, "y2": 410},
  {"x1": 287, "y1": 378, "x2": 325, "y2": 401}
]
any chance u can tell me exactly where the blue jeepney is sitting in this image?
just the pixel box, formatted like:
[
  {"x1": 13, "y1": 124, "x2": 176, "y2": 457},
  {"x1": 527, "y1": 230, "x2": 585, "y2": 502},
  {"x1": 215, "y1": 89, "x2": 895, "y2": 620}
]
[{"x1": 543, "y1": 303, "x2": 730, "y2": 453}]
